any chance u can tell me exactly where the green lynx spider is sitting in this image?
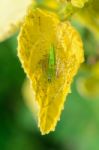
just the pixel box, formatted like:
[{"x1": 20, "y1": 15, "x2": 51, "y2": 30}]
[{"x1": 48, "y1": 44, "x2": 56, "y2": 82}]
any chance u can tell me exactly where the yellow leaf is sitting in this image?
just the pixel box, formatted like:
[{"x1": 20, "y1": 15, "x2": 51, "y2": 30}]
[
  {"x1": 18, "y1": 8, "x2": 84, "y2": 134},
  {"x1": 0, "y1": 0, "x2": 33, "y2": 42}
]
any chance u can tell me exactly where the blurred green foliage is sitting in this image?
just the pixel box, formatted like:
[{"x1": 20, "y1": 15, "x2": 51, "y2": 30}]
[{"x1": 0, "y1": 22, "x2": 99, "y2": 150}]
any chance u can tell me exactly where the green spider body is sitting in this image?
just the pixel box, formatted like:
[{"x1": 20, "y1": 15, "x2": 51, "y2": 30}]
[{"x1": 48, "y1": 44, "x2": 56, "y2": 82}]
